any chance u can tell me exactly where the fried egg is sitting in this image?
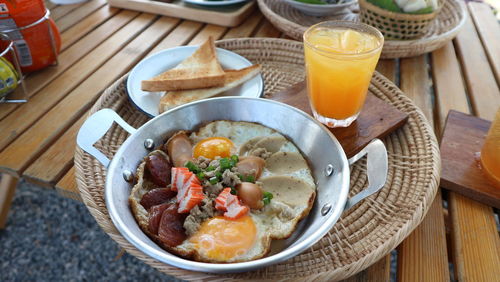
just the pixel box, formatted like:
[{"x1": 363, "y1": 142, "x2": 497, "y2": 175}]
[
  {"x1": 130, "y1": 120, "x2": 316, "y2": 263},
  {"x1": 176, "y1": 214, "x2": 271, "y2": 262},
  {"x1": 179, "y1": 121, "x2": 316, "y2": 262}
]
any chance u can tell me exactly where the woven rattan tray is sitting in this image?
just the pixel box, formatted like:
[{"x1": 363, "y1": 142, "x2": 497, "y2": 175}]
[
  {"x1": 75, "y1": 38, "x2": 440, "y2": 281},
  {"x1": 257, "y1": 0, "x2": 466, "y2": 58}
]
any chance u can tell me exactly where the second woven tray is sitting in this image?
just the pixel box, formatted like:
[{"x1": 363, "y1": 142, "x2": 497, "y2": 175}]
[
  {"x1": 75, "y1": 38, "x2": 440, "y2": 281},
  {"x1": 257, "y1": 0, "x2": 466, "y2": 58}
]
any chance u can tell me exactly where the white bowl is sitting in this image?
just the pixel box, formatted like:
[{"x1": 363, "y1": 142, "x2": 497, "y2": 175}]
[{"x1": 282, "y1": 0, "x2": 357, "y2": 16}]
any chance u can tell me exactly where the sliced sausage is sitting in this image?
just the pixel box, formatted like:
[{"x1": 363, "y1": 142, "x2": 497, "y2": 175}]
[
  {"x1": 237, "y1": 182, "x2": 264, "y2": 210},
  {"x1": 148, "y1": 203, "x2": 170, "y2": 235},
  {"x1": 158, "y1": 203, "x2": 187, "y2": 247},
  {"x1": 145, "y1": 151, "x2": 172, "y2": 187},
  {"x1": 167, "y1": 132, "x2": 193, "y2": 167},
  {"x1": 140, "y1": 188, "x2": 176, "y2": 210},
  {"x1": 236, "y1": 156, "x2": 266, "y2": 179}
]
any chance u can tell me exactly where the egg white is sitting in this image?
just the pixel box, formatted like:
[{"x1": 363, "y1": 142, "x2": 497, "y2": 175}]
[
  {"x1": 180, "y1": 120, "x2": 316, "y2": 262},
  {"x1": 176, "y1": 213, "x2": 271, "y2": 263}
]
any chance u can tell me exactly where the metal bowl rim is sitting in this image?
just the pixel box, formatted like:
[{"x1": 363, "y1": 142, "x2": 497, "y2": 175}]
[{"x1": 105, "y1": 96, "x2": 350, "y2": 273}]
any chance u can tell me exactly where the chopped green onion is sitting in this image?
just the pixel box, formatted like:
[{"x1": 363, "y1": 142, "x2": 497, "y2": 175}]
[
  {"x1": 196, "y1": 172, "x2": 205, "y2": 180},
  {"x1": 238, "y1": 174, "x2": 255, "y2": 183},
  {"x1": 263, "y1": 191, "x2": 273, "y2": 205},
  {"x1": 245, "y1": 175, "x2": 255, "y2": 183},
  {"x1": 230, "y1": 155, "x2": 239, "y2": 167},
  {"x1": 185, "y1": 161, "x2": 200, "y2": 173},
  {"x1": 215, "y1": 171, "x2": 222, "y2": 180},
  {"x1": 209, "y1": 177, "x2": 218, "y2": 185},
  {"x1": 230, "y1": 187, "x2": 237, "y2": 195},
  {"x1": 219, "y1": 158, "x2": 232, "y2": 170}
]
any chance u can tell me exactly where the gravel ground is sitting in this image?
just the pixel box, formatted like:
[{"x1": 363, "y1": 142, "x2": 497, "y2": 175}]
[
  {"x1": 0, "y1": 180, "x2": 179, "y2": 282},
  {"x1": 1, "y1": 180, "x2": 397, "y2": 281}
]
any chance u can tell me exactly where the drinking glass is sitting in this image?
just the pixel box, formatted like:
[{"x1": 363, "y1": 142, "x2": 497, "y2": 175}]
[
  {"x1": 303, "y1": 21, "x2": 384, "y2": 128},
  {"x1": 480, "y1": 108, "x2": 500, "y2": 188}
]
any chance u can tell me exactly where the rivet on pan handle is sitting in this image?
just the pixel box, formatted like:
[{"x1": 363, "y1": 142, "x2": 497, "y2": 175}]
[
  {"x1": 77, "y1": 109, "x2": 137, "y2": 168},
  {"x1": 344, "y1": 138, "x2": 388, "y2": 210}
]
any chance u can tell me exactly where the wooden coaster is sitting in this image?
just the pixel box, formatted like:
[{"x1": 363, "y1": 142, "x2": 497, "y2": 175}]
[
  {"x1": 440, "y1": 110, "x2": 500, "y2": 208},
  {"x1": 269, "y1": 81, "x2": 409, "y2": 158}
]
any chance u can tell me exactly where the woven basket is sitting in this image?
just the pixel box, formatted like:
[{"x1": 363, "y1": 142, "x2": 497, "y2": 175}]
[
  {"x1": 359, "y1": 0, "x2": 441, "y2": 40},
  {"x1": 257, "y1": 0, "x2": 466, "y2": 58},
  {"x1": 75, "y1": 38, "x2": 440, "y2": 281}
]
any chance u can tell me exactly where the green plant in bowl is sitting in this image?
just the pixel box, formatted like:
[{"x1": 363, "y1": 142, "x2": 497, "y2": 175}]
[{"x1": 368, "y1": 0, "x2": 437, "y2": 14}]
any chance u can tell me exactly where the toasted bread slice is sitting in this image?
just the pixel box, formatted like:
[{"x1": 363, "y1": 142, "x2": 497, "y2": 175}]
[
  {"x1": 141, "y1": 37, "x2": 225, "y2": 92},
  {"x1": 159, "y1": 64, "x2": 261, "y2": 113}
]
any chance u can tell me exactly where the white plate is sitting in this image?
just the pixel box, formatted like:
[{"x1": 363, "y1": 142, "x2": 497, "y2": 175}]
[
  {"x1": 127, "y1": 46, "x2": 264, "y2": 117},
  {"x1": 183, "y1": 0, "x2": 249, "y2": 6}
]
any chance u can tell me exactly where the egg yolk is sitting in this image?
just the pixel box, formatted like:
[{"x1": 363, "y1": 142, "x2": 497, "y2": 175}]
[
  {"x1": 189, "y1": 215, "x2": 256, "y2": 261},
  {"x1": 193, "y1": 137, "x2": 234, "y2": 159}
]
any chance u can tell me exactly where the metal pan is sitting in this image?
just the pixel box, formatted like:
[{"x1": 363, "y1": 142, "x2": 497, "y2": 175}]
[{"x1": 77, "y1": 97, "x2": 387, "y2": 273}]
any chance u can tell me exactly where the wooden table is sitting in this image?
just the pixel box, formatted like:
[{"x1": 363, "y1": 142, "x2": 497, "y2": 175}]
[{"x1": 1, "y1": 0, "x2": 499, "y2": 280}]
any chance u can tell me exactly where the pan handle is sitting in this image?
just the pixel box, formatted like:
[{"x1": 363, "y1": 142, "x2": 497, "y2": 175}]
[
  {"x1": 344, "y1": 138, "x2": 388, "y2": 210},
  {"x1": 77, "y1": 109, "x2": 137, "y2": 168}
]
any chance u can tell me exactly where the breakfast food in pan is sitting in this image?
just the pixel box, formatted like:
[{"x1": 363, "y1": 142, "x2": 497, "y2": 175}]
[
  {"x1": 140, "y1": 37, "x2": 261, "y2": 114},
  {"x1": 129, "y1": 121, "x2": 316, "y2": 263}
]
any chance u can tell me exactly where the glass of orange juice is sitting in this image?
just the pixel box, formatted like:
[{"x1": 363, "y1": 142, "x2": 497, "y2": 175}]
[
  {"x1": 480, "y1": 108, "x2": 500, "y2": 188},
  {"x1": 303, "y1": 21, "x2": 384, "y2": 128}
]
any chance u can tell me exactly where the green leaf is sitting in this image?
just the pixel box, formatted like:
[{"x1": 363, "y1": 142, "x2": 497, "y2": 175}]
[
  {"x1": 409, "y1": 6, "x2": 434, "y2": 14},
  {"x1": 367, "y1": 0, "x2": 402, "y2": 13}
]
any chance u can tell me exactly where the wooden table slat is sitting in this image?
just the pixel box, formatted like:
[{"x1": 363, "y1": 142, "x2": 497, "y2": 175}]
[
  {"x1": 376, "y1": 59, "x2": 398, "y2": 83},
  {"x1": 0, "y1": 9, "x2": 140, "y2": 122},
  {"x1": 400, "y1": 55, "x2": 434, "y2": 128},
  {"x1": 147, "y1": 20, "x2": 202, "y2": 56},
  {"x1": 45, "y1": 0, "x2": 58, "y2": 10},
  {"x1": 449, "y1": 193, "x2": 500, "y2": 281},
  {"x1": 343, "y1": 255, "x2": 391, "y2": 282},
  {"x1": 0, "y1": 16, "x2": 178, "y2": 177},
  {"x1": 397, "y1": 55, "x2": 450, "y2": 281},
  {"x1": 51, "y1": 2, "x2": 84, "y2": 21},
  {"x1": 0, "y1": 174, "x2": 18, "y2": 228},
  {"x1": 56, "y1": 0, "x2": 108, "y2": 33},
  {"x1": 430, "y1": 42, "x2": 470, "y2": 132},
  {"x1": 223, "y1": 11, "x2": 263, "y2": 39},
  {"x1": 60, "y1": 5, "x2": 121, "y2": 51},
  {"x1": 0, "y1": 12, "x2": 152, "y2": 158},
  {"x1": 432, "y1": 20, "x2": 500, "y2": 280},
  {"x1": 188, "y1": 24, "x2": 228, "y2": 45},
  {"x1": 55, "y1": 167, "x2": 81, "y2": 201},
  {"x1": 23, "y1": 114, "x2": 87, "y2": 188},
  {"x1": 454, "y1": 11, "x2": 500, "y2": 121},
  {"x1": 468, "y1": 2, "x2": 500, "y2": 85},
  {"x1": 253, "y1": 18, "x2": 282, "y2": 38}
]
